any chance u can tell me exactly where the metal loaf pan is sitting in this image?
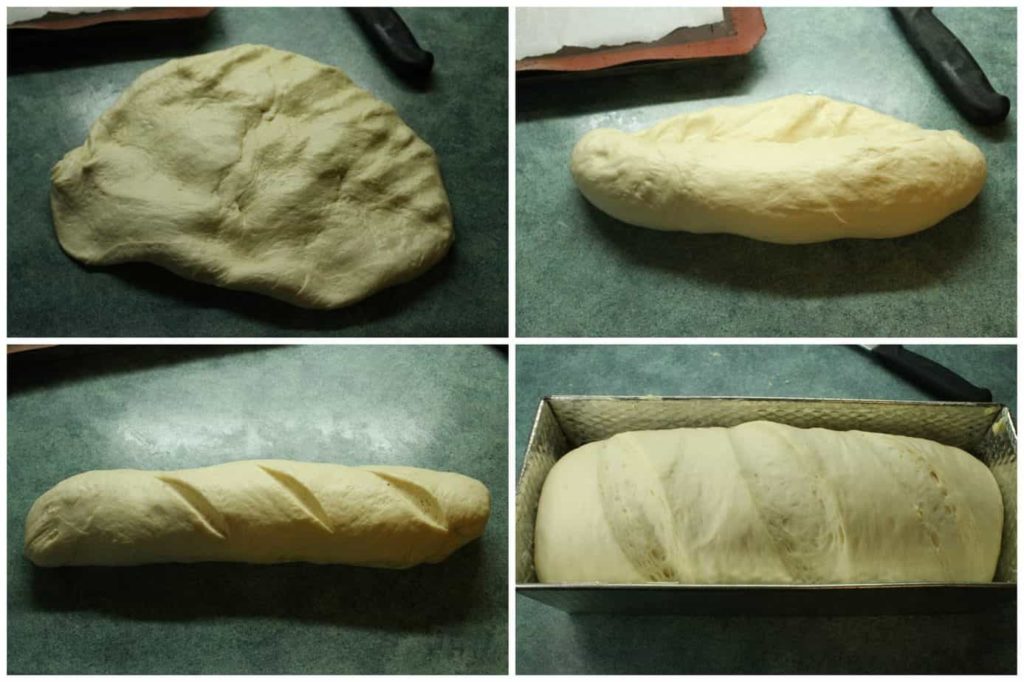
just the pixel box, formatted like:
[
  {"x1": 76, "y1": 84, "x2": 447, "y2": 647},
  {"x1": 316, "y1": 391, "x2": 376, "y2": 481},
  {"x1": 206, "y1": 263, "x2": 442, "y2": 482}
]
[{"x1": 515, "y1": 396, "x2": 1017, "y2": 615}]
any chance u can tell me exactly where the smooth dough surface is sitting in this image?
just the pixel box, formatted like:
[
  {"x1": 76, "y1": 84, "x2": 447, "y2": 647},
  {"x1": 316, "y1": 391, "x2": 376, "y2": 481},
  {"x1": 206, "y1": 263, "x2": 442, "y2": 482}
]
[
  {"x1": 25, "y1": 459, "x2": 489, "y2": 567},
  {"x1": 535, "y1": 421, "x2": 1002, "y2": 584},
  {"x1": 570, "y1": 94, "x2": 987, "y2": 244},
  {"x1": 51, "y1": 44, "x2": 453, "y2": 309}
]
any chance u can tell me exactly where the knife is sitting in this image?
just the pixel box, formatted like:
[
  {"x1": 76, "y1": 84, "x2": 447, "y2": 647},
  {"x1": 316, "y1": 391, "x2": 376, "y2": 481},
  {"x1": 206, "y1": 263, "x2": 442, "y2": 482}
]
[
  {"x1": 857, "y1": 344, "x2": 993, "y2": 403},
  {"x1": 348, "y1": 8, "x2": 433, "y2": 84},
  {"x1": 891, "y1": 8, "x2": 1010, "y2": 126}
]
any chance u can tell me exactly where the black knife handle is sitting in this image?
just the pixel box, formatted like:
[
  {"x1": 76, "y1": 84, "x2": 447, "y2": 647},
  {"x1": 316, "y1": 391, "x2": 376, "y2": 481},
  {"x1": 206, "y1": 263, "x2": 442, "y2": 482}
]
[
  {"x1": 349, "y1": 8, "x2": 433, "y2": 83},
  {"x1": 871, "y1": 345, "x2": 993, "y2": 403},
  {"x1": 891, "y1": 8, "x2": 1009, "y2": 126}
]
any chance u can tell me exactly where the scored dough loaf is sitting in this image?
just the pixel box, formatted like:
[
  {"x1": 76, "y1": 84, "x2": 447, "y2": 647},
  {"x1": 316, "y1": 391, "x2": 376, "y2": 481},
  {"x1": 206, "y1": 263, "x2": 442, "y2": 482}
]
[
  {"x1": 535, "y1": 421, "x2": 1002, "y2": 584},
  {"x1": 25, "y1": 459, "x2": 489, "y2": 567},
  {"x1": 570, "y1": 94, "x2": 987, "y2": 244}
]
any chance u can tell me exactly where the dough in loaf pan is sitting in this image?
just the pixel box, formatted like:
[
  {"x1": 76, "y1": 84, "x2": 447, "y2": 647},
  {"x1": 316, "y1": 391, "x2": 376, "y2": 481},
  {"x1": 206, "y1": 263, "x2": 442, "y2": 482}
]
[{"x1": 535, "y1": 421, "x2": 1002, "y2": 584}]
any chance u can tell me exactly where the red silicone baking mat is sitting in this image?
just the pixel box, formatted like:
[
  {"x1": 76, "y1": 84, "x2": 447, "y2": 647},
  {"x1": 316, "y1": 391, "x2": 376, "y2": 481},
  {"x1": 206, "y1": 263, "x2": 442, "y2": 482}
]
[{"x1": 8, "y1": 8, "x2": 214, "y2": 30}]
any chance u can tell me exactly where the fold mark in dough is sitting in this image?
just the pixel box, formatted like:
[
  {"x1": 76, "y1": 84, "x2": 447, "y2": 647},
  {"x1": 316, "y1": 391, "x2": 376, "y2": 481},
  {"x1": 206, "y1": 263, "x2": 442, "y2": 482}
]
[
  {"x1": 257, "y1": 465, "x2": 335, "y2": 533},
  {"x1": 772, "y1": 426, "x2": 844, "y2": 581},
  {"x1": 25, "y1": 520, "x2": 58, "y2": 552},
  {"x1": 726, "y1": 427, "x2": 799, "y2": 581},
  {"x1": 597, "y1": 441, "x2": 678, "y2": 582},
  {"x1": 156, "y1": 475, "x2": 230, "y2": 540},
  {"x1": 365, "y1": 469, "x2": 448, "y2": 532},
  {"x1": 637, "y1": 439, "x2": 681, "y2": 580}
]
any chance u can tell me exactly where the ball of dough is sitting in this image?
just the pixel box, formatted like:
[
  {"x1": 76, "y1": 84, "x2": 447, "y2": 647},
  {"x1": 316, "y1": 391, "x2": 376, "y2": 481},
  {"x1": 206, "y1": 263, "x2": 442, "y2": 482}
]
[
  {"x1": 535, "y1": 421, "x2": 1003, "y2": 584},
  {"x1": 51, "y1": 44, "x2": 453, "y2": 309},
  {"x1": 570, "y1": 94, "x2": 987, "y2": 244}
]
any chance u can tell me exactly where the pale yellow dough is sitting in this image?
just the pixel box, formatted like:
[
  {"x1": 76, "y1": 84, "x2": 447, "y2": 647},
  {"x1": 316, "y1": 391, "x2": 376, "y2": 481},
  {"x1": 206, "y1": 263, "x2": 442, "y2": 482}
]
[
  {"x1": 535, "y1": 421, "x2": 1002, "y2": 584},
  {"x1": 570, "y1": 95, "x2": 987, "y2": 244},
  {"x1": 25, "y1": 460, "x2": 489, "y2": 567},
  {"x1": 51, "y1": 44, "x2": 452, "y2": 309}
]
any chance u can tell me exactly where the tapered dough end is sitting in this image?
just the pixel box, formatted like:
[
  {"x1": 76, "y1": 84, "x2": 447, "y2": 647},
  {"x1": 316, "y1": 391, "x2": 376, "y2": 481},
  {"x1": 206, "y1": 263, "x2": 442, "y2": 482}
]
[
  {"x1": 24, "y1": 474, "x2": 80, "y2": 567},
  {"x1": 447, "y1": 475, "x2": 491, "y2": 542},
  {"x1": 361, "y1": 464, "x2": 492, "y2": 544}
]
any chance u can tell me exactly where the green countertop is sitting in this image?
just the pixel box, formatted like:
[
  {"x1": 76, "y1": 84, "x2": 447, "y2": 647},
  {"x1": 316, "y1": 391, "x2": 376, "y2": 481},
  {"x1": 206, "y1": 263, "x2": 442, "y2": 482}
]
[
  {"x1": 515, "y1": 344, "x2": 1015, "y2": 674},
  {"x1": 8, "y1": 345, "x2": 508, "y2": 674},
  {"x1": 516, "y1": 8, "x2": 1016, "y2": 337},
  {"x1": 8, "y1": 7, "x2": 508, "y2": 337}
]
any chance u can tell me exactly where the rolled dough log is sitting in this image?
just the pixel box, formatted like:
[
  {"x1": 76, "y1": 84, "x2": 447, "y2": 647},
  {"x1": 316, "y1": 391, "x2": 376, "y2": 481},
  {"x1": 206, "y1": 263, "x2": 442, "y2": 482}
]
[
  {"x1": 535, "y1": 421, "x2": 1002, "y2": 584},
  {"x1": 51, "y1": 44, "x2": 453, "y2": 309},
  {"x1": 25, "y1": 460, "x2": 489, "y2": 567},
  {"x1": 570, "y1": 94, "x2": 987, "y2": 244}
]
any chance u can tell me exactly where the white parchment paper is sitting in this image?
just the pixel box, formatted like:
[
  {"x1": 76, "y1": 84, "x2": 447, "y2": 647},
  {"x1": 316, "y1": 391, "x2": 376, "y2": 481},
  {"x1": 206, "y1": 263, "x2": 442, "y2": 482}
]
[{"x1": 516, "y1": 7, "x2": 725, "y2": 60}]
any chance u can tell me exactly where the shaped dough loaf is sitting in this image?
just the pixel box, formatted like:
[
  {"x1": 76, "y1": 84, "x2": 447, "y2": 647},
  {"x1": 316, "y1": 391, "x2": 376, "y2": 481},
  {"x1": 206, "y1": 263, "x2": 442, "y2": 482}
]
[
  {"x1": 535, "y1": 421, "x2": 1002, "y2": 584},
  {"x1": 25, "y1": 460, "x2": 489, "y2": 567},
  {"x1": 571, "y1": 95, "x2": 986, "y2": 244},
  {"x1": 51, "y1": 44, "x2": 453, "y2": 309}
]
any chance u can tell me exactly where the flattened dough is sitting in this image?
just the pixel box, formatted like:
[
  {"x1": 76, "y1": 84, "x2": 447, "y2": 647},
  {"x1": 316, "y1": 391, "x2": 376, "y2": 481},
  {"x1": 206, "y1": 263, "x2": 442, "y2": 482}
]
[
  {"x1": 51, "y1": 44, "x2": 453, "y2": 308},
  {"x1": 26, "y1": 459, "x2": 490, "y2": 567},
  {"x1": 570, "y1": 94, "x2": 987, "y2": 244},
  {"x1": 535, "y1": 421, "x2": 1002, "y2": 584}
]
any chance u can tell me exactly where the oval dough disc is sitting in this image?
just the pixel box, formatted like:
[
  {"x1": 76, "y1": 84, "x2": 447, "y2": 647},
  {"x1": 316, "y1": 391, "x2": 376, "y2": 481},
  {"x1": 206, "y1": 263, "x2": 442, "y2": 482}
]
[
  {"x1": 51, "y1": 44, "x2": 453, "y2": 309},
  {"x1": 570, "y1": 94, "x2": 987, "y2": 244}
]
